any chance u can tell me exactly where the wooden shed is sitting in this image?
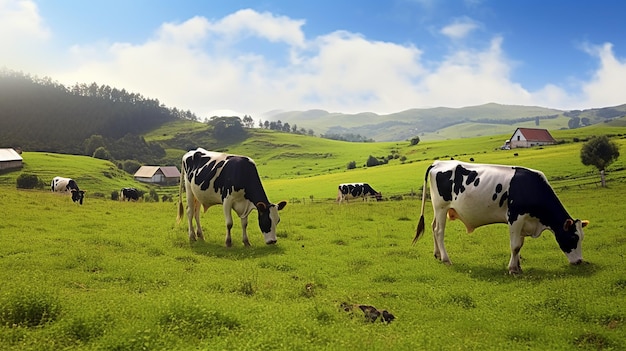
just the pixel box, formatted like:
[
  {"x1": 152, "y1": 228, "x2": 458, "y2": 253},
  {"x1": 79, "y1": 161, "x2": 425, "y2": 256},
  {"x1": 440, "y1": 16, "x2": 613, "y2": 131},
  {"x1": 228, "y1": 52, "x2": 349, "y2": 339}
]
[
  {"x1": 508, "y1": 128, "x2": 556, "y2": 149},
  {"x1": 134, "y1": 166, "x2": 180, "y2": 185},
  {"x1": 0, "y1": 148, "x2": 23, "y2": 171}
]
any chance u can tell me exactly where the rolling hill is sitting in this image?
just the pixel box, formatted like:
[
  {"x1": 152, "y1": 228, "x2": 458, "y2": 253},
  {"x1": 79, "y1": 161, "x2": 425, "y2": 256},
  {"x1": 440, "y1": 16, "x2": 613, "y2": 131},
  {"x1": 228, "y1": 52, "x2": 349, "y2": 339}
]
[{"x1": 263, "y1": 103, "x2": 626, "y2": 141}]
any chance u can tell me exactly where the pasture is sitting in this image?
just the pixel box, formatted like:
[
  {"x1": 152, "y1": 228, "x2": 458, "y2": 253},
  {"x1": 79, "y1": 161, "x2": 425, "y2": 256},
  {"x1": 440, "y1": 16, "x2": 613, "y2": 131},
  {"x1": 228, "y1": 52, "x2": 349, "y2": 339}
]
[{"x1": 1, "y1": 130, "x2": 626, "y2": 350}]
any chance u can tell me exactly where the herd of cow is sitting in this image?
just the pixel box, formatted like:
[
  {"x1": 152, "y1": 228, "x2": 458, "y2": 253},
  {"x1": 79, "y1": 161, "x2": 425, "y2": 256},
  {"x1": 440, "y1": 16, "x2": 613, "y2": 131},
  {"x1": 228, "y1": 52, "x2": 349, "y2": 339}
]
[
  {"x1": 50, "y1": 148, "x2": 588, "y2": 274},
  {"x1": 51, "y1": 177, "x2": 140, "y2": 203}
]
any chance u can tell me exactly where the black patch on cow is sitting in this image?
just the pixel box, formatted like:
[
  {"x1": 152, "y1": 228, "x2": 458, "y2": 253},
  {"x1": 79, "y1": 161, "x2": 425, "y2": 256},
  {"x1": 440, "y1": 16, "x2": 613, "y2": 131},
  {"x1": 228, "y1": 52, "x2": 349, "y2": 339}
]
[
  {"x1": 507, "y1": 167, "x2": 579, "y2": 253},
  {"x1": 492, "y1": 183, "x2": 503, "y2": 201},
  {"x1": 499, "y1": 191, "x2": 508, "y2": 208},
  {"x1": 435, "y1": 170, "x2": 454, "y2": 201},
  {"x1": 435, "y1": 165, "x2": 480, "y2": 201}
]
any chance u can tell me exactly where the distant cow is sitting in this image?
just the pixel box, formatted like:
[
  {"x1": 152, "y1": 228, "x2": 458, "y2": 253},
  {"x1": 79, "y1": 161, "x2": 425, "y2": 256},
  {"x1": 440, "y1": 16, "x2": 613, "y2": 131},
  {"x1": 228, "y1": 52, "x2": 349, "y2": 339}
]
[
  {"x1": 51, "y1": 176, "x2": 85, "y2": 205},
  {"x1": 337, "y1": 183, "x2": 382, "y2": 203},
  {"x1": 413, "y1": 160, "x2": 588, "y2": 274},
  {"x1": 120, "y1": 187, "x2": 140, "y2": 201},
  {"x1": 177, "y1": 148, "x2": 287, "y2": 246}
]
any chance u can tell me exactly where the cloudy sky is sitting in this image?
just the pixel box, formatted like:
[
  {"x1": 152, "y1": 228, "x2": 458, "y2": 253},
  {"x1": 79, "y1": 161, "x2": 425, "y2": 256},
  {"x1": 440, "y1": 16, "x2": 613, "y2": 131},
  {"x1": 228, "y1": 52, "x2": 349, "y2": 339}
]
[{"x1": 2, "y1": 0, "x2": 626, "y2": 118}]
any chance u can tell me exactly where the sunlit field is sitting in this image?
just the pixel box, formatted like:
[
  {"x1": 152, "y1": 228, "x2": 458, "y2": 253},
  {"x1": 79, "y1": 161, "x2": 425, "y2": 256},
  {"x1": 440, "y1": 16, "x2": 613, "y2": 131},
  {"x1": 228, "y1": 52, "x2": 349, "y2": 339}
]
[{"x1": 1, "y1": 129, "x2": 625, "y2": 350}]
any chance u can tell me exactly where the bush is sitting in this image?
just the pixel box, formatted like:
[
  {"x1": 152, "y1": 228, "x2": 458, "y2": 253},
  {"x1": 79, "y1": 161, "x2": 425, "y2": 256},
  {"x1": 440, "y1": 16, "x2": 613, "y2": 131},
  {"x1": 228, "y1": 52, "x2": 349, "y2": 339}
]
[
  {"x1": 347, "y1": 161, "x2": 357, "y2": 170},
  {"x1": 0, "y1": 290, "x2": 60, "y2": 327},
  {"x1": 16, "y1": 173, "x2": 42, "y2": 189},
  {"x1": 147, "y1": 189, "x2": 159, "y2": 202},
  {"x1": 111, "y1": 190, "x2": 119, "y2": 201}
]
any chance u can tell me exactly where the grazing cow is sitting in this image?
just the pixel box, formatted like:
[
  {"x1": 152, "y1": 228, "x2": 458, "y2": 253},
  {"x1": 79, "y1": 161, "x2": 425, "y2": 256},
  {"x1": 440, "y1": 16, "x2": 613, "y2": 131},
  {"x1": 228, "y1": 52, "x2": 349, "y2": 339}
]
[
  {"x1": 120, "y1": 187, "x2": 140, "y2": 201},
  {"x1": 337, "y1": 183, "x2": 382, "y2": 203},
  {"x1": 177, "y1": 148, "x2": 287, "y2": 246},
  {"x1": 413, "y1": 160, "x2": 588, "y2": 274},
  {"x1": 51, "y1": 176, "x2": 85, "y2": 205}
]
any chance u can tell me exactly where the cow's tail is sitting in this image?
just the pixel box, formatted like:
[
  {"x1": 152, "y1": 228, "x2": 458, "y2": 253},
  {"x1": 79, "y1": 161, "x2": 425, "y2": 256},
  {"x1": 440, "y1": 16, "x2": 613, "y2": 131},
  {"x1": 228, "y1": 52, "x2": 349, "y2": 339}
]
[
  {"x1": 176, "y1": 161, "x2": 185, "y2": 224},
  {"x1": 412, "y1": 165, "x2": 431, "y2": 245}
]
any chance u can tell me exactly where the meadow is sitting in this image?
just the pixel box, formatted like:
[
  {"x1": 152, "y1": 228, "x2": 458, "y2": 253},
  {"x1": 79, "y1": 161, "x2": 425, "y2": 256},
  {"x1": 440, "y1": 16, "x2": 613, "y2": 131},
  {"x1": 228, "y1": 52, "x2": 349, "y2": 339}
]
[{"x1": 1, "y1": 127, "x2": 625, "y2": 350}]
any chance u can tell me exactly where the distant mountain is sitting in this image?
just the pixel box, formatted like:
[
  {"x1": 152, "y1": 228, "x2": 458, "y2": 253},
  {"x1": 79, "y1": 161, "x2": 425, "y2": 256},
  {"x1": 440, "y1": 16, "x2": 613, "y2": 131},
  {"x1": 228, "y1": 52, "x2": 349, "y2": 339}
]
[{"x1": 263, "y1": 103, "x2": 626, "y2": 141}]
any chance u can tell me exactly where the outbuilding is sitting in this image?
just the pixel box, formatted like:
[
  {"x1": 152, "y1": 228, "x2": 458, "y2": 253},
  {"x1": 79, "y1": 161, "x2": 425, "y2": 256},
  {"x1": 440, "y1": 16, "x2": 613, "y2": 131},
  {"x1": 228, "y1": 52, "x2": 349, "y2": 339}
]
[
  {"x1": 508, "y1": 128, "x2": 556, "y2": 149},
  {"x1": 134, "y1": 166, "x2": 180, "y2": 185},
  {"x1": 0, "y1": 148, "x2": 23, "y2": 171}
]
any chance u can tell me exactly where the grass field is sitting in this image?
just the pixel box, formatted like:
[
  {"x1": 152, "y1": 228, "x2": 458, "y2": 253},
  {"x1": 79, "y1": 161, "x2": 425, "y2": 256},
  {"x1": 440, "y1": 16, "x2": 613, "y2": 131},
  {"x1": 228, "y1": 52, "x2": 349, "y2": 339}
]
[{"x1": 1, "y1": 127, "x2": 625, "y2": 350}]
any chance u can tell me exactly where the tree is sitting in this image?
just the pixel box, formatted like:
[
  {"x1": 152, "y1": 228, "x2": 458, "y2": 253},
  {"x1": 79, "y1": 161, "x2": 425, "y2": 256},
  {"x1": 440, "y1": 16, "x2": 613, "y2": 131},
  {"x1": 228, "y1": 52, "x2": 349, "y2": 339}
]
[
  {"x1": 580, "y1": 135, "x2": 620, "y2": 187},
  {"x1": 93, "y1": 146, "x2": 111, "y2": 160},
  {"x1": 410, "y1": 136, "x2": 421, "y2": 146},
  {"x1": 568, "y1": 117, "x2": 580, "y2": 129}
]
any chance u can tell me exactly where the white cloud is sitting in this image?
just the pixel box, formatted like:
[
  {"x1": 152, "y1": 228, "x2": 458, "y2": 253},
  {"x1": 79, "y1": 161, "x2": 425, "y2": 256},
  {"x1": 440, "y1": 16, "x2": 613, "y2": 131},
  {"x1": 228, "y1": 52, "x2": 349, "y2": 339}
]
[
  {"x1": 579, "y1": 43, "x2": 626, "y2": 108},
  {"x1": 0, "y1": 0, "x2": 51, "y2": 71},
  {"x1": 208, "y1": 9, "x2": 306, "y2": 47},
  {"x1": 440, "y1": 17, "x2": 479, "y2": 40}
]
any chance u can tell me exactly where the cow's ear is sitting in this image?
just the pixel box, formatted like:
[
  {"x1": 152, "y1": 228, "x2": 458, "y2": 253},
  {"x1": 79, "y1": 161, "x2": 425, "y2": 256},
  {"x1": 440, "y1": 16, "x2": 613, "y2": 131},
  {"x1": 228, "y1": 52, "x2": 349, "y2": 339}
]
[
  {"x1": 256, "y1": 202, "x2": 267, "y2": 212},
  {"x1": 581, "y1": 220, "x2": 590, "y2": 228},
  {"x1": 563, "y1": 219, "x2": 574, "y2": 231},
  {"x1": 277, "y1": 201, "x2": 287, "y2": 210}
]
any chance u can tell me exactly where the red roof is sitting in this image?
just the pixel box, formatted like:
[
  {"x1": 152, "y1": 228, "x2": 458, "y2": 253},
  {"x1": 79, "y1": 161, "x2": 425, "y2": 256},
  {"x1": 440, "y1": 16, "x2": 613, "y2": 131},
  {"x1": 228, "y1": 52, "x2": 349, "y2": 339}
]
[{"x1": 516, "y1": 128, "x2": 556, "y2": 142}]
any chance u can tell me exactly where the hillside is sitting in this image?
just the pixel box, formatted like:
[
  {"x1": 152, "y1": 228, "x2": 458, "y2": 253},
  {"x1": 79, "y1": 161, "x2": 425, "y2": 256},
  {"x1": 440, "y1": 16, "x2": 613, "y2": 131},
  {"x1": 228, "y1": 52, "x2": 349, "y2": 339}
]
[{"x1": 264, "y1": 103, "x2": 626, "y2": 141}]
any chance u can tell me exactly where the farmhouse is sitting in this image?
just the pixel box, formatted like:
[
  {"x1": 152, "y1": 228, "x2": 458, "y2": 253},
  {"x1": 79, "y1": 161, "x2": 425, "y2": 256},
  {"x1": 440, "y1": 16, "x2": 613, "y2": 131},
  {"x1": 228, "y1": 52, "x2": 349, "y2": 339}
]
[
  {"x1": 508, "y1": 128, "x2": 556, "y2": 149},
  {"x1": 134, "y1": 166, "x2": 180, "y2": 185},
  {"x1": 0, "y1": 148, "x2": 23, "y2": 171}
]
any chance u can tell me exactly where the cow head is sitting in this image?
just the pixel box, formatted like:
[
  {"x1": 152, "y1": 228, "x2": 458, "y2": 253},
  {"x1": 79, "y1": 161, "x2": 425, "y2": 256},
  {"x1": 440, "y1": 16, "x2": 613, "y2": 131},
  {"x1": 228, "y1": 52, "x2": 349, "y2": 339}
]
[
  {"x1": 256, "y1": 201, "x2": 287, "y2": 244},
  {"x1": 558, "y1": 219, "x2": 588, "y2": 265},
  {"x1": 71, "y1": 189, "x2": 85, "y2": 205}
]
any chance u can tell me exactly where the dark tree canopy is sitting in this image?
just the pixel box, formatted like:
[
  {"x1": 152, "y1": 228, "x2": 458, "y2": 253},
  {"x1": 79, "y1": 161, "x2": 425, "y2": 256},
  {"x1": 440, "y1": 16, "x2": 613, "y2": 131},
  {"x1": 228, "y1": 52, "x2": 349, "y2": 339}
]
[
  {"x1": 580, "y1": 135, "x2": 620, "y2": 187},
  {"x1": 580, "y1": 135, "x2": 620, "y2": 171}
]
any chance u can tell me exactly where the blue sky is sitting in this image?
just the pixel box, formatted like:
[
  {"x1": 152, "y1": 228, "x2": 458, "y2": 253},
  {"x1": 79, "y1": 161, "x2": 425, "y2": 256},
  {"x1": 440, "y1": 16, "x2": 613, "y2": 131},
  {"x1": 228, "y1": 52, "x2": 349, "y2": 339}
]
[{"x1": 2, "y1": 0, "x2": 626, "y2": 118}]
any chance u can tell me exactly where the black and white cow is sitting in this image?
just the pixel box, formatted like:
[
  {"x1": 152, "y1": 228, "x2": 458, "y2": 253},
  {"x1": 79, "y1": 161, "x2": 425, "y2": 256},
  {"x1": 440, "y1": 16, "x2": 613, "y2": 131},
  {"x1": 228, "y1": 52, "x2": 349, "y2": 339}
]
[
  {"x1": 337, "y1": 183, "x2": 382, "y2": 203},
  {"x1": 412, "y1": 160, "x2": 588, "y2": 274},
  {"x1": 120, "y1": 187, "x2": 140, "y2": 201},
  {"x1": 177, "y1": 148, "x2": 287, "y2": 246},
  {"x1": 51, "y1": 176, "x2": 85, "y2": 205}
]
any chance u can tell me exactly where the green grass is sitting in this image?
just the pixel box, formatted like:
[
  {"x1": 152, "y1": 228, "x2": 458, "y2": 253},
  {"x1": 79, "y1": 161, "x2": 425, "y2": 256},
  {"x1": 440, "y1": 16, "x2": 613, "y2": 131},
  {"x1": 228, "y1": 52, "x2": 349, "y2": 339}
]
[{"x1": 1, "y1": 127, "x2": 625, "y2": 350}]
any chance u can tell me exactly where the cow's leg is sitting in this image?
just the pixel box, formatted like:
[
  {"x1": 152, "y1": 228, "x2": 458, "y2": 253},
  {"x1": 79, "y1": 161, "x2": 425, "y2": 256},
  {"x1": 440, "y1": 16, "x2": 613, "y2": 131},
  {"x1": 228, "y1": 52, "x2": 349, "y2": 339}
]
[
  {"x1": 432, "y1": 210, "x2": 451, "y2": 264},
  {"x1": 192, "y1": 200, "x2": 204, "y2": 241},
  {"x1": 185, "y1": 191, "x2": 201, "y2": 241},
  {"x1": 240, "y1": 216, "x2": 250, "y2": 247},
  {"x1": 223, "y1": 207, "x2": 234, "y2": 247},
  {"x1": 508, "y1": 223, "x2": 525, "y2": 274}
]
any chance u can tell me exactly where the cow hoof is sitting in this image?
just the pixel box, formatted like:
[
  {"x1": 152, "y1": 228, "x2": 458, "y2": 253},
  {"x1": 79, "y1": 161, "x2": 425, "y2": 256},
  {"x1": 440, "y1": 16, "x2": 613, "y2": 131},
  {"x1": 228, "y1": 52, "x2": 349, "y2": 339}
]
[
  {"x1": 225, "y1": 239, "x2": 232, "y2": 247},
  {"x1": 508, "y1": 268, "x2": 522, "y2": 275},
  {"x1": 243, "y1": 240, "x2": 251, "y2": 247}
]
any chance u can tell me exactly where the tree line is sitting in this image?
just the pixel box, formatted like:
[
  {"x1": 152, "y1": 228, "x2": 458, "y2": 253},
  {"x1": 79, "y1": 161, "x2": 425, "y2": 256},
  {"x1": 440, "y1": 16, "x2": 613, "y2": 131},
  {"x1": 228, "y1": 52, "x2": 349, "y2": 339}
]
[{"x1": 0, "y1": 69, "x2": 193, "y2": 157}]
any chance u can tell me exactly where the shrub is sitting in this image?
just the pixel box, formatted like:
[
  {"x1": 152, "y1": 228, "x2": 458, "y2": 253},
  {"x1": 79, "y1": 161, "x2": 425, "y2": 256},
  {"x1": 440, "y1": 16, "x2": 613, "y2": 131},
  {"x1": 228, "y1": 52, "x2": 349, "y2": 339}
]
[
  {"x1": 111, "y1": 190, "x2": 119, "y2": 201},
  {"x1": 146, "y1": 189, "x2": 159, "y2": 202},
  {"x1": 347, "y1": 161, "x2": 357, "y2": 170},
  {"x1": 0, "y1": 290, "x2": 60, "y2": 327},
  {"x1": 16, "y1": 173, "x2": 42, "y2": 189}
]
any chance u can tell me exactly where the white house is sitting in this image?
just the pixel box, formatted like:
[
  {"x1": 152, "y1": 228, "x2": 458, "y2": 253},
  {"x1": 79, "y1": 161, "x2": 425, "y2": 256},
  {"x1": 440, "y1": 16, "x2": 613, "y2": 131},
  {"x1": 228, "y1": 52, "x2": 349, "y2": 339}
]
[
  {"x1": 134, "y1": 166, "x2": 180, "y2": 185},
  {"x1": 0, "y1": 148, "x2": 23, "y2": 171},
  {"x1": 508, "y1": 128, "x2": 556, "y2": 149}
]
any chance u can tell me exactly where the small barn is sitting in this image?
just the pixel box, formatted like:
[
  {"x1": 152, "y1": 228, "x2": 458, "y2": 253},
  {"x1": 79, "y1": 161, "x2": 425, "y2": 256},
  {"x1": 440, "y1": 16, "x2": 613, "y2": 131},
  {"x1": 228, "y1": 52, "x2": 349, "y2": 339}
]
[
  {"x1": 134, "y1": 166, "x2": 180, "y2": 185},
  {"x1": 508, "y1": 128, "x2": 556, "y2": 149},
  {"x1": 0, "y1": 148, "x2": 23, "y2": 171}
]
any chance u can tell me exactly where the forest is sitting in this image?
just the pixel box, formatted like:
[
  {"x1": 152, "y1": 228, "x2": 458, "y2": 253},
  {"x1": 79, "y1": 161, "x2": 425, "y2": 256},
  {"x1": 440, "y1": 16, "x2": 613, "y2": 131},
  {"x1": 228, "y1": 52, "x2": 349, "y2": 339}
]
[{"x1": 0, "y1": 69, "x2": 199, "y2": 164}]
